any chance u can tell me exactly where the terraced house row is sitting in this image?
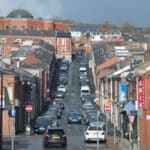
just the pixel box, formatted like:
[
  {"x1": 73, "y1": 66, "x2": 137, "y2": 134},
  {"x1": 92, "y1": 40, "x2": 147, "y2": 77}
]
[
  {"x1": 1, "y1": 8, "x2": 150, "y2": 150},
  {"x1": 0, "y1": 9, "x2": 72, "y2": 137}
]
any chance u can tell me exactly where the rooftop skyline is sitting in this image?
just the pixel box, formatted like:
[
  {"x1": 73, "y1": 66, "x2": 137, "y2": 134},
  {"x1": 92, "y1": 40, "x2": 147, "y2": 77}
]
[{"x1": 0, "y1": 0, "x2": 150, "y2": 27}]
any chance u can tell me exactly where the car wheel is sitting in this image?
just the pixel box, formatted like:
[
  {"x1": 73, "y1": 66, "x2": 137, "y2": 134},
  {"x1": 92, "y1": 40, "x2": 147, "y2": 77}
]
[
  {"x1": 62, "y1": 143, "x2": 67, "y2": 147},
  {"x1": 84, "y1": 139, "x2": 88, "y2": 143},
  {"x1": 43, "y1": 142, "x2": 47, "y2": 148}
]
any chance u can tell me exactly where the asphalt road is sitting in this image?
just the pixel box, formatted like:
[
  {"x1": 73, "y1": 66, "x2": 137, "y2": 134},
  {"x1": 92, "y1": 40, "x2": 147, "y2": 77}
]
[{"x1": 3, "y1": 61, "x2": 110, "y2": 150}]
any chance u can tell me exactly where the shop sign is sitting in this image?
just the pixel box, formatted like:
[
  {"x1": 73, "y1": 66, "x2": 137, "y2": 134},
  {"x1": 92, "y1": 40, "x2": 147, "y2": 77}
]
[
  {"x1": 119, "y1": 83, "x2": 127, "y2": 103},
  {"x1": 138, "y1": 78, "x2": 146, "y2": 109}
]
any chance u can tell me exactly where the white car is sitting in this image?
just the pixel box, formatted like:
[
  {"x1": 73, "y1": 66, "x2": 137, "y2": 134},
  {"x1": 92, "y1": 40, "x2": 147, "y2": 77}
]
[
  {"x1": 89, "y1": 121, "x2": 105, "y2": 129},
  {"x1": 57, "y1": 85, "x2": 67, "y2": 93},
  {"x1": 84, "y1": 126, "x2": 106, "y2": 143}
]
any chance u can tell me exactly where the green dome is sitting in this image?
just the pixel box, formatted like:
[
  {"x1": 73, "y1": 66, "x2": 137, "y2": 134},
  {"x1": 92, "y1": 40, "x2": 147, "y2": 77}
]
[{"x1": 7, "y1": 9, "x2": 33, "y2": 19}]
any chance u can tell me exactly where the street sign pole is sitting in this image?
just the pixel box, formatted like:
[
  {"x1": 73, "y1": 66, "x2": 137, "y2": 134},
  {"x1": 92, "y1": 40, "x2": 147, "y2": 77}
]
[
  {"x1": 11, "y1": 115, "x2": 15, "y2": 150},
  {"x1": 96, "y1": 110, "x2": 100, "y2": 150},
  {"x1": 8, "y1": 106, "x2": 16, "y2": 150},
  {"x1": 25, "y1": 105, "x2": 32, "y2": 136},
  {"x1": 105, "y1": 112, "x2": 107, "y2": 136},
  {"x1": 137, "y1": 77, "x2": 140, "y2": 150}
]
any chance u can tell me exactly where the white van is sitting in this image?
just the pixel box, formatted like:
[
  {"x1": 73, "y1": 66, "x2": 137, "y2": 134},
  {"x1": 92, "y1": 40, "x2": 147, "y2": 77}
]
[
  {"x1": 79, "y1": 66, "x2": 87, "y2": 72},
  {"x1": 80, "y1": 85, "x2": 90, "y2": 98}
]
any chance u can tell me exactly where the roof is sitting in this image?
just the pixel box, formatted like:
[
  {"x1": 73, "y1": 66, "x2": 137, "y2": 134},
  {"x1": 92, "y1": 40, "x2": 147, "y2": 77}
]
[
  {"x1": 97, "y1": 69, "x2": 115, "y2": 77},
  {"x1": 133, "y1": 61, "x2": 150, "y2": 76},
  {"x1": 7, "y1": 9, "x2": 33, "y2": 19},
  {"x1": 96, "y1": 57, "x2": 121, "y2": 71}
]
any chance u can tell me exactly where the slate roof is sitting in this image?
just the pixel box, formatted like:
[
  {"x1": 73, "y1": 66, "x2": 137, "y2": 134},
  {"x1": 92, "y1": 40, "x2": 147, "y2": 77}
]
[
  {"x1": 7, "y1": 9, "x2": 33, "y2": 19},
  {"x1": 70, "y1": 24, "x2": 101, "y2": 33}
]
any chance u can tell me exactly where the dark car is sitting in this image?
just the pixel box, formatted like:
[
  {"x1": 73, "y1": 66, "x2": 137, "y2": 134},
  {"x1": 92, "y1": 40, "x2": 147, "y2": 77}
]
[
  {"x1": 43, "y1": 128, "x2": 67, "y2": 147},
  {"x1": 67, "y1": 111, "x2": 82, "y2": 124},
  {"x1": 53, "y1": 98, "x2": 65, "y2": 110},
  {"x1": 33, "y1": 117, "x2": 52, "y2": 134}
]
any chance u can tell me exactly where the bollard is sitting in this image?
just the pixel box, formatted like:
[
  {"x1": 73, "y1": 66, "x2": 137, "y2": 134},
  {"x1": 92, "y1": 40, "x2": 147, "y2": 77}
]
[{"x1": 25, "y1": 125, "x2": 31, "y2": 136}]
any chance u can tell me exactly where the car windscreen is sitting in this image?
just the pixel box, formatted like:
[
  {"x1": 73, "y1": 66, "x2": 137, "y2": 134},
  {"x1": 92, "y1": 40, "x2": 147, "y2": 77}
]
[
  {"x1": 48, "y1": 129, "x2": 64, "y2": 135},
  {"x1": 88, "y1": 126, "x2": 103, "y2": 130}
]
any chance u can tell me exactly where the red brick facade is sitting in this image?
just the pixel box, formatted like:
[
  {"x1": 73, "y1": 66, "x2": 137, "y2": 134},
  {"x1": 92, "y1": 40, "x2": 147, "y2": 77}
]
[{"x1": 0, "y1": 18, "x2": 70, "y2": 31}]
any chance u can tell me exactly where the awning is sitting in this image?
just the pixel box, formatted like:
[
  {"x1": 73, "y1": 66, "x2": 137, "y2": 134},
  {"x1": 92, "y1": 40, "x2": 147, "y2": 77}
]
[
  {"x1": 122, "y1": 101, "x2": 135, "y2": 112},
  {"x1": 112, "y1": 65, "x2": 131, "y2": 77}
]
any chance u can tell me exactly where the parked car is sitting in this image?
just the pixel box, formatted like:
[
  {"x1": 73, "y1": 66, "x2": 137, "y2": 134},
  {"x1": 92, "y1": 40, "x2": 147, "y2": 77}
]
[
  {"x1": 51, "y1": 90, "x2": 65, "y2": 99},
  {"x1": 67, "y1": 111, "x2": 82, "y2": 124},
  {"x1": 57, "y1": 84, "x2": 67, "y2": 93},
  {"x1": 53, "y1": 98, "x2": 65, "y2": 110},
  {"x1": 33, "y1": 117, "x2": 52, "y2": 134},
  {"x1": 43, "y1": 127, "x2": 67, "y2": 148},
  {"x1": 84, "y1": 125, "x2": 106, "y2": 143}
]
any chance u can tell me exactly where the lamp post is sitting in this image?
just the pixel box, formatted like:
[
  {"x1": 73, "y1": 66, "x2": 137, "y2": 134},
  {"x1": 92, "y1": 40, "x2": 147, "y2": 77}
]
[{"x1": 0, "y1": 63, "x2": 4, "y2": 150}]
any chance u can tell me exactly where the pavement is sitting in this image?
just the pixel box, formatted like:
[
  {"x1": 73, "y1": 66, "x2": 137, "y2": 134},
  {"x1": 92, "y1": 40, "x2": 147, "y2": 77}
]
[
  {"x1": 107, "y1": 135, "x2": 138, "y2": 150},
  {"x1": 87, "y1": 68, "x2": 136, "y2": 150}
]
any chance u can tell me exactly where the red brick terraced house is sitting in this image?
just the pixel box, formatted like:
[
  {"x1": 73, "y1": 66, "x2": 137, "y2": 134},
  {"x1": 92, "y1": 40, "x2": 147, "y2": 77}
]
[{"x1": 0, "y1": 9, "x2": 72, "y2": 61}]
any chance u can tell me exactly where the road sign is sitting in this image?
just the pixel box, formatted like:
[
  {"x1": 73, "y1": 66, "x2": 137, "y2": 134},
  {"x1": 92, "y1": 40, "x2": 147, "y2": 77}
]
[
  {"x1": 25, "y1": 105, "x2": 32, "y2": 112},
  {"x1": 104, "y1": 105, "x2": 111, "y2": 112},
  {"x1": 8, "y1": 107, "x2": 16, "y2": 117},
  {"x1": 128, "y1": 114, "x2": 135, "y2": 124}
]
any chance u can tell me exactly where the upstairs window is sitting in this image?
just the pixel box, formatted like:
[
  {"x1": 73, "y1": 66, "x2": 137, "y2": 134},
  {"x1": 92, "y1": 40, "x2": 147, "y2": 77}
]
[
  {"x1": 21, "y1": 25, "x2": 26, "y2": 31},
  {"x1": 6, "y1": 25, "x2": 9, "y2": 30},
  {"x1": 12, "y1": 25, "x2": 17, "y2": 30},
  {"x1": 61, "y1": 47, "x2": 66, "y2": 54},
  {"x1": 62, "y1": 38, "x2": 66, "y2": 46},
  {"x1": 30, "y1": 25, "x2": 34, "y2": 30}
]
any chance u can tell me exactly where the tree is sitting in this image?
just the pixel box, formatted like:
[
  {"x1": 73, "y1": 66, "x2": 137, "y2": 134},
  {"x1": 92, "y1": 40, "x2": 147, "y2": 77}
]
[
  {"x1": 100, "y1": 21, "x2": 111, "y2": 32},
  {"x1": 120, "y1": 22, "x2": 134, "y2": 34}
]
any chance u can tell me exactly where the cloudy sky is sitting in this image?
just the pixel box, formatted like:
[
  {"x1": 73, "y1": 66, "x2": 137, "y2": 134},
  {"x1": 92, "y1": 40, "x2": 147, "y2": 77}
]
[{"x1": 0, "y1": 0, "x2": 149, "y2": 27}]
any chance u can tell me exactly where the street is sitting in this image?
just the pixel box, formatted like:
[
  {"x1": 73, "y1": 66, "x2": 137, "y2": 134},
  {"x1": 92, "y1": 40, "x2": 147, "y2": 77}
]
[{"x1": 3, "y1": 61, "x2": 111, "y2": 150}]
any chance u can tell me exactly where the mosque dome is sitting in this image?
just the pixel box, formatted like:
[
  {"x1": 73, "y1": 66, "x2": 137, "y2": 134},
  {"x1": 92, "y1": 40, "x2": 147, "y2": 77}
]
[{"x1": 7, "y1": 9, "x2": 33, "y2": 19}]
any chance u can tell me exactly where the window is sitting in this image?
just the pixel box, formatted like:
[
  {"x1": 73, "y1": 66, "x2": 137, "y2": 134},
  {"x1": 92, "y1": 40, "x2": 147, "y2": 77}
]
[
  {"x1": 1, "y1": 38, "x2": 6, "y2": 44},
  {"x1": 62, "y1": 38, "x2": 66, "y2": 45},
  {"x1": 12, "y1": 25, "x2": 17, "y2": 30},
  {"x1": 21, "y1": 25, "x2": 26, "y2": 31},
  {"x1": 6, "y1": 25, "x2": 9, "y2": 30},
  {"x1": 0, "y1": 25, "x2": 2, "y2": 30},
  {"x1": 62, "y1": 47, "x2": 66, "y2": 54},
  {"x1": 30, "y1": 25, "x2": 34, "y2": 30},
  {"x1": 13, "y1": 38, "x2": 22, "y2": 44},
  {"x1": 57, "y1": 38, "x2": 59, "y2": 45}
]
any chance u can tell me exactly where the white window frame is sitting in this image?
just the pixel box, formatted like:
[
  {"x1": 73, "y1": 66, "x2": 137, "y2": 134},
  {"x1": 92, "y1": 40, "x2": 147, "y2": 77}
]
[
  {"x1": 1, "y1": 38, "x2": 6, "y2": 44},
  {"x1": 62, "y1": 38, "x2": 66, "y2": 46},
  {"x1": 61, "y1": 47, "x2": 66, "y2": 54}
]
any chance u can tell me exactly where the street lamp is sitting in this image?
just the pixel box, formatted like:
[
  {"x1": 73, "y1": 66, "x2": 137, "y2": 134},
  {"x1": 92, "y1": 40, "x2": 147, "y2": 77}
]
[{"x1": 0, "y1": 67, "x2": 3, "y2": 150}]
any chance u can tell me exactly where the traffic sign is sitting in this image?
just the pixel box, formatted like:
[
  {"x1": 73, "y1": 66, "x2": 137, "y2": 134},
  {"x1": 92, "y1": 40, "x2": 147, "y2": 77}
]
[
  {"x1": 25, "y1": 105, "x2": 33, "y2": 112},
  {"x1": 128, "y1": 114, "x2": 135, "y2": 124},
  {"x1": 104, "y1": 105, "x2": 111, "y2": 112},
  {"x1": 8, "y1": 107, "x2": 16, "y2": 117}
]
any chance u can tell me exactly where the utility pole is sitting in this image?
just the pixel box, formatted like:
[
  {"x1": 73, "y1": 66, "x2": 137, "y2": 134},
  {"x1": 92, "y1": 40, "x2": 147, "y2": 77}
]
[{"x1": 0, "y1": 53, "x2": 4, "y2": 150}]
